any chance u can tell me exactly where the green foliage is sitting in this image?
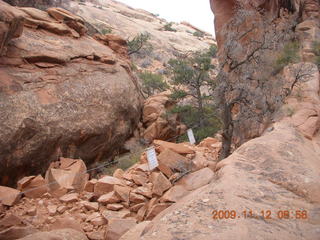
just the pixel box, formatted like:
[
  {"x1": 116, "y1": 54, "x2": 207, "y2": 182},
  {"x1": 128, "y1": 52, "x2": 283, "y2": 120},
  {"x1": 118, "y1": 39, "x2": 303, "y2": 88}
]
[
  {"x1": 168, "y1": 49, "x2": 215, "y2": 87},
  {"x1": 208, "y1": 44, "x2": 218, "y2": 58},
  {"x1": 274, "y1": 41, "x2": 300, "y2": 73},
  {"x1": 170, "y1": 105, "x2": 221, "y2": 142},
  {"x1": 139, "y1": 71, "x2": 169, "y2": 97},
  {"x1": 170, "y1": 89, "x2": 188, "y2": 100},
  {"x1": 312, "y1": 41, "x2": 320, "y2": 68},
  {"x1": 101, "y1": 28, "x2": 112, "y2": 35},
  {"x1": 193, "y1": 31, "x2": 204, "y2": 38},
  {"x1": 164, "y1": 22, "x2": 177, "y2": 32},
  {"x1": 167, "y1": 48, "x2": 220, "y2": 142},
  {"x1": 128, "y1": 32, "x2": 152, "y2": 55},
  {"x1": 130, "y1": 63, "x2": 138, "y2": 71}
]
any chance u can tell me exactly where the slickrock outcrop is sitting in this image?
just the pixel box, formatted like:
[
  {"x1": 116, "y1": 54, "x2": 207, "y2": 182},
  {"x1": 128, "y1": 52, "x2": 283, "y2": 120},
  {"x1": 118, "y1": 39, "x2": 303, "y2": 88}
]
[
  {"x1": 0, "y1": 1, "x2": 143, "y2": 186},
  {"x1": 0, "y1": 137, "x2": 221, "y2": 239},
  {"x1": 65, "y1": 0, "x2": 216, "y2": 74},
  {"x1": 127, "y1": 2, "x2": 320, "y2": 239},
  {"x1": 17, "y1": 228, "x2": 88, "y2": 240}
]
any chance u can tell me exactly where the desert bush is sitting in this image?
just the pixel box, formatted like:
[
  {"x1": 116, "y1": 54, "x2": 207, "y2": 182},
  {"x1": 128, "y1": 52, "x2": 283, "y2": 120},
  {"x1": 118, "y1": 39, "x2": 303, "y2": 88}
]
[
  {"x1": 193, "y1": 31, "x2": 204, "y2": 38},
  {"x1": 101, "y1": 28, "x2": 112, "y2": 34},
  {"x1": 128, "y1": 32, "x2": 152, "y2": 55},
  {"x1": 312, "y1": 41, "x2": 320, "y2": 68},
  {"x1": 208, "y1": 44, "x2": 218, "y2": 58},
  {"x1": 170, "y1": 105, "x2": 221, "y2": 143},
  {"x1": 274, "y1": 41, "x2": 300, "y2": 73},
  {"x1": 164, "y1": 22, "x2": 177, "y2": 32},
  {"x1": 139, "y1": 71, "x2": 169, "y2": 97}
]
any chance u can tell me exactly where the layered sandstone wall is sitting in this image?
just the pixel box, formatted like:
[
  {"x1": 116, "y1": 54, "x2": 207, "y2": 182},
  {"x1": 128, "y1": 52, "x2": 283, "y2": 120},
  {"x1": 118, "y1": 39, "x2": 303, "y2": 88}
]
[{"x1": 0, "y1": 1, "x2": 143, "y2": 186}]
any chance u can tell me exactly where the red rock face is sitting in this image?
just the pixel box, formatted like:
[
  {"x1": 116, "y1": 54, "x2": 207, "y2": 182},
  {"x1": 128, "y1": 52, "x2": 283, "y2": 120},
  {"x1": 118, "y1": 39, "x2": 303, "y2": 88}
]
[
  {"x1": 210, "y1": 0, "x2": 320, "y2": 154},
  {"x1": 211, "y1": 0, "x2": 319, "y2": 47},
  {"x1": 210, "y1": 0, "x2": 236, "y2": 48},
  {"x1": 0, "y1": 1, "x2": 143, "y2": 186},
  {"x1": 4, "y1": 0, "x2": 66, "y2": 8}
]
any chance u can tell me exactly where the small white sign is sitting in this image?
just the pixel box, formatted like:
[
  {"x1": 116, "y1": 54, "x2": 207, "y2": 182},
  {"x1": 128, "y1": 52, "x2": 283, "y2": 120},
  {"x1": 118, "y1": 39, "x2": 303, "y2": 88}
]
[
  {"x1": 146, "y1": 146, "x2": 159, "y2": 171},
  {"x1": 187, "y1": 128, "x2": 196, "y2": 145}
]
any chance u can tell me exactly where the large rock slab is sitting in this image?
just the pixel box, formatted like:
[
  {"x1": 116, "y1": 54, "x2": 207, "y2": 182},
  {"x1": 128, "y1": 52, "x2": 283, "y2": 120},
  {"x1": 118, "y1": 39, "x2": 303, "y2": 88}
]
[
  {"x1": 105, "y1": 218, "x2": 136, "y2": 240},
  {"x1": 0, "y1": 1, "x2": 142, "y2": 186},
  {"x1": 45, "y1": 158, "x2": 87, "y2": 196},
  {"x1": 17, "y1": 175, "x2": 47, "y2": 198},
  {"x1": 136, "y1": 123, "x2": 320, "y2": 239},
  {"x1": 94, "y1": 176, "x2": 124, "y2": 196},
  {"x1": 17, "y1": 228, "x2": 88, "y2": 240},
  {"x1": 0, "y1": 186, "x2": 21, "y2": 206},
  {"x1": 176, "y1": 168, "x2": 214, "y2": 191}
]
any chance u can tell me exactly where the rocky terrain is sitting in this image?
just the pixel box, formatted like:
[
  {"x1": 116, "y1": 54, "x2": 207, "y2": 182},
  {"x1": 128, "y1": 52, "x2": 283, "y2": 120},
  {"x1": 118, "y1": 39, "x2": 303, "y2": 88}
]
[
  {"x1": 65, "y1": 0, "x2": 216, "y2": 73},
  {"x1": 0, "y1": 0, "x2": 320, "y2": 239},
  {"x1": 0, "y1": 137, "x2": 221, "y2": 240}
]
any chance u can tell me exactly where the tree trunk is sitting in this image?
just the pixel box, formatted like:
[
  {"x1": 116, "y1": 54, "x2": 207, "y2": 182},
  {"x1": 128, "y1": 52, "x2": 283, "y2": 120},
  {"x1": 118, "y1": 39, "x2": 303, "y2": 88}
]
[
  {"x1": 219, "y1": 102, "x2": 233, "y2": 160},
  {"x1": 196, "y1": 86, "x2": 205, "y2": 128}
]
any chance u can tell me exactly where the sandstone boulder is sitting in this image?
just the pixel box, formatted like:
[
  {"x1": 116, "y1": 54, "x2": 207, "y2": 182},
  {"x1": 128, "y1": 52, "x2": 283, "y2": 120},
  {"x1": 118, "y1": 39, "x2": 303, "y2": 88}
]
[
  {"x1": 130, "y1": 171, "x2": 148, "y2": 186},
  {"x1": 50, "y1": 216, "x2": 83, "y2": 233},
  {"x1": 191, "y1": 152, "x2": 209, "y2": 172},
  {"x1": 45, "y1": 158, "x2": 87, "y2": 196},
  {"x1": 114, "y1": 185, "x2": 131, "y2": 203},
  {"x1": 159, "y1": 185, "x2": 189, "y2": 203},
  {"x1": 153, "y1": 140, "x2": 195, "y2": 155},
  {"x1": 84, "y1": 179, "x2": 97, "y2": 193},
  {"x1": 0, "y1": 186, "x2": 21, "y2": 206},
  {"x1": 101, "y1": 209, "x2": 131, "y2": 222},
  {"x1": 105, "y1": 219, "x2": 136, "y2": 240},
  {"x1": 151, "y1": 172, "x2": 172, "y2": 196},
  {"x1": 0, "y1": 214, "x2": 38, "y2": 240},
  {"x1": 129, "y1": 192, "x2": 147, "y2": 204},
  {"x1": 0, "y1": 1, "x2": 142, "y2": 186},
  {"x1": 17, "y1": 175, "x2": 47, "y2": 198},
  {"x1": 94, "y1": 176, "x2": 124, "y2": 196},
  {"x1": 145, "y1": 203, "x2": 171, "y2": 220},
  {"x1": 86, "y1": 213, "x2": 106, "y2": 226},
  {"x1": 129, "y1": 203, "x2": 145, "y2": 213},
  {"x1": 97, "y1": 191, "x2": 120, "y2": 204},
  {"x1": 157, "y1": 148, "x2": 192, "y2": 177},
  {"x1": 17, "y1": 228, "x2": 88, "y2": 240},
  {"x1": 132, "y1": 186, "x2": 152, "y2": 199},
  {"x1": 0, "y1": 226, "x2": 38, "y2": 240},
  {"x1": 177, "y1": 167, "x2": 214, "y2": 191},
  {"x1": 113, "y1": 169, "x2": 124, "y2": 179},
  {"x1": 59, "y1": 193, "x2": 79, "y2": 203},
  {"x1": 107, "y1": 203, "x2": 123, "y2": 211},
  {"x1": 82, "y1": 201, "x2": 99, "y2": 211},
  {"x1": 119, "y1": 221, "x2": 151, "y2": 240},
  {"x1": 142, "y1": 92, "x2": 187, "y2": 142}
]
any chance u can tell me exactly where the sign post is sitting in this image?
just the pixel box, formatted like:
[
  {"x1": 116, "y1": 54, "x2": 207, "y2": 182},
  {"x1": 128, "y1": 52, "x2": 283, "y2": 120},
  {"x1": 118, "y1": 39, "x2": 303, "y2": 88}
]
[
  {"x1": 187, "y1": 128, "x2": 196, "y2": 145},
  {"x1": 146, "y1": 146, "x2": 159, "y2": 171}
]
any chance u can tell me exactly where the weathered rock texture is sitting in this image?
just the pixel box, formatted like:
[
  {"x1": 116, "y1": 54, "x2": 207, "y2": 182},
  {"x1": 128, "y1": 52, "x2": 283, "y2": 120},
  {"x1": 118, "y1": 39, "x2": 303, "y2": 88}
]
[
  {"x1": 0, "y1": 1, "x2": 142, "y2": 186},
  {"x1": 210, "y1": 0, "x2": 320, "y2": 157},
  {"x1": 0, "y1": 137, "x2": 221, "y2": 239},
  {"x1": 141, "y1": 92, "x2": 187, "y2": 143},
  {"x1": 66, "y1": 0, "x2": 216, "y2": 74},
  {"x1": 127, "y1": 1, "x2": 320, "y2": 239},
  {"x1": 211, "y1": 0, "x2": 319, "y2": 48},
  {"x1": 4, "y1": 0, "x2": 69, "y2": 10},
  {"x1": 132, "y1": 64, "x2": 320, "y2": 239}
]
